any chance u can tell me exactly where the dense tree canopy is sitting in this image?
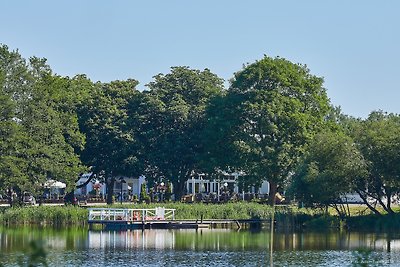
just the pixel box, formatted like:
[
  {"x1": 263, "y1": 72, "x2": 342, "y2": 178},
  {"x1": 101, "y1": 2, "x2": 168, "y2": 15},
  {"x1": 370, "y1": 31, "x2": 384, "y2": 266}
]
[
  {"x1": 78, "y1": 79, "x2": 144, "y2": 203},
  {"x1": 224, "y1": 56, "x2": 331, "y2": 204},
  {"x1": 140, "y1": 67, "x2": 224, "y2": 199},
  {"x1": 0, "y1": 85, "x2": 27, "y2": 197},
  {"x1": 290, "y1": 110, "x2": 400, "y2": 216},
  {"x1": 0, "y1": 45, "x2": 86, "y2": 202},
  {"x1": 1, "y1": 43, "x2": 399, "y2": 211},
  {"x1": 289, "y1": 130, "x2": 367, "y2": 217},
  {"x1": 350, "y1": 111, "x2": 400, "y2": 214}
]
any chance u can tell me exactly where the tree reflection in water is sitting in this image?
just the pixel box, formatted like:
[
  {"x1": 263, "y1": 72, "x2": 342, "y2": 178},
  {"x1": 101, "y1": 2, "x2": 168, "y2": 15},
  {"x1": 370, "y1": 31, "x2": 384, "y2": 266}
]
[{"x1": 1, "y1": 227, "x2": 400, "y2": 266}]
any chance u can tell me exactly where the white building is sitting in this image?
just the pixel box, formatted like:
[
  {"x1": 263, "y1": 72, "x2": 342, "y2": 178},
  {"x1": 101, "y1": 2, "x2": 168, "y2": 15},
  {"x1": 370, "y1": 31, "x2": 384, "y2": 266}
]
[
  {"x1": 113, "y1": 175, "x2": 146, "y2": 198},
  {"x1": 75, "y1": 173, "x2": 106, "y2": 197},
  {"x1": 185, "y1": 171, "x2": 270, "y2": 196},
  {"x1": 75, "y1": 173, "x2": 145, "y2": 198}
]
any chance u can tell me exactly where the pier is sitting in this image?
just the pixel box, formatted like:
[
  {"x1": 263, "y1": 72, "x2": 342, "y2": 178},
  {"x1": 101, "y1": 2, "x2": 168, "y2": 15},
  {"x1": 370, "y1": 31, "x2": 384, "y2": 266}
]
[{"x1": 88, "y1": 207, "x2": 269, "y2": 230}]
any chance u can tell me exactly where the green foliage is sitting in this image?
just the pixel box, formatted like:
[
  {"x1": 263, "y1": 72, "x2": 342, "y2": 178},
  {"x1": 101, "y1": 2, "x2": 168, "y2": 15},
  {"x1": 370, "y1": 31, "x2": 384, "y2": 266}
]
[
  {"x1": 293, "y1": 109, "x2": 400, "y2": 216},
  {"x1": 220, "y1": 56, "x2": 331, "y2": 204},
  {"x1": 0, "y1": 88, "x2": 28, "y2": 193},
  {"x1": 79, "y1": 79, "x2": 141, "y2": 174},
  {"x1": 140, "y1": 183, "x2": 150, "y2": 203},
  {"x1": 0, "y1": 44, "x2": 86, "y2": 195},
  {"x1": 78, "y1": 79, "x2": 143, "y2": 204},
  {"x1": 112, "y1": 202, "x2": 305, "y2": 220},
  {"x1": 164, "y1": 182, "x2": 173, "y2": 201},
  {"x1": 302, "y1": 215, "x2": 341, "y2": 229},
  {"x1": 0, "y1": 206, "x2": 88, "y2": 226},
  {"x1": 0, "y1": 203, "x2": 310, "y2": 226},
  {"x1": 350, "y1": 111, "x2": 400, "y2": 214},
  {"x1": 289, "y1": 130, "x2": 367, "y2": 217},
  {"x1": 2, "y1": 43, "x2": 399, "y2": 219},
  {"x1": 139, "y1": 67, "x2": 225, "y2": 199},
  {"x1": 346, "y1": 213, "x2": 400, "y2": 231}
]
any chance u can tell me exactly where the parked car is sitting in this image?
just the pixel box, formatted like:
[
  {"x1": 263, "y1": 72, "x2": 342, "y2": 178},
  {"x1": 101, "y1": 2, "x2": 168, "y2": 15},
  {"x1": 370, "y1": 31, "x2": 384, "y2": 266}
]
[{"x1": 23, "y1": 192, "x2": 36, "y2": 205}]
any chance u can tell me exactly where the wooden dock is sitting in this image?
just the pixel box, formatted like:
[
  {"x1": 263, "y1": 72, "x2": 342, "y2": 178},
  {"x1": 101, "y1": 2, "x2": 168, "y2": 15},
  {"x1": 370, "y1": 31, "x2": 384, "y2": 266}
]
[{"x1": 88, "y1": 208, "x2": 269, "y2": 230}]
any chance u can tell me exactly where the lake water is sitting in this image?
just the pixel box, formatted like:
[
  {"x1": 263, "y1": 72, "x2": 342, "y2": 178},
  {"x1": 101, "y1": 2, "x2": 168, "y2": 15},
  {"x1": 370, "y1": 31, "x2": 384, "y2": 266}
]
[{"x1": 1, "y1": 227, "x2": 400, "y2": 266}]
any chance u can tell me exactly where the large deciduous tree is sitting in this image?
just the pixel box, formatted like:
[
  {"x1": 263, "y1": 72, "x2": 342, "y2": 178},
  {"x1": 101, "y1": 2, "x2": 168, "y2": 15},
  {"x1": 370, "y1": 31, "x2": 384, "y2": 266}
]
[
  {"x1": 0, "y1": 44, "x2": 86, "y2": 199},
  {"x1": 289, "y1": 130, "x2": 367, "y2": 218},
  {"x1": 79, "y1": 79, "x2": 144, "y2": 204},
  {"x1": 22, "y1": 72, "x2": 86, "y2": 192},
  {"x1": 227, "y1": 56, "x2": 330, "y2": 205},
  {"x1": 0, "y1": 82, "x2": 28, "y2": 202},
  {"x1": 351, "y1": 111, "x2": 400, "y2": 214},
  {"x1": 292, "y1": 110, "x2": 400, "y2": 216},
  {"x1": 142, "y1": 67, "x2": 224, "y2": 199}
]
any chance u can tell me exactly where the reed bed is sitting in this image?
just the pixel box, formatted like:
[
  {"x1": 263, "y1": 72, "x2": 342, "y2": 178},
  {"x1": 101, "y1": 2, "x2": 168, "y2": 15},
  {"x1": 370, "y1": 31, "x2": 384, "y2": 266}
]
[
  {"x1": 0, "y1": 202, "x2": 312, "y2": 226},
  {"x1": 122, "y1": 202, "x2": 303, "y2": 220},
  {"x1": 0, "y1": 205, "x2": 88, "y2": 226},
  {"x1": 2, "y1": 203, "x2": 398, "y2": 230}
]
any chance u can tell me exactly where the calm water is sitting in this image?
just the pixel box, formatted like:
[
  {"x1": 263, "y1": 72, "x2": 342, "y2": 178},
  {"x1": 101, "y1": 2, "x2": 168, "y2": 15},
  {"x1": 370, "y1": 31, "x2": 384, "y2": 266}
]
[{"x1": 1, "y1": 227, "x2": 400, "y2": 266}]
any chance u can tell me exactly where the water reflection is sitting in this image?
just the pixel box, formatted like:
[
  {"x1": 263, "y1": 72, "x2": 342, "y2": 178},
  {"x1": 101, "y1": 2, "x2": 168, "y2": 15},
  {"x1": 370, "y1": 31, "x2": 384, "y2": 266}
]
[
  {"x1": 86, "y1": 229, "x2": 400, "y2": 252},
  {"x1": 273, "y1": 231, "x2": 400, "y2": 252},
  {"x1": 88, "y1": 229, "x2": 176, "y2": 249},
  {"x1": 2, "y1": 228, "x2": 400, "y2": 266},
  {"x1": 2, "y1": 227, "x2": 400, "y2": 252}
]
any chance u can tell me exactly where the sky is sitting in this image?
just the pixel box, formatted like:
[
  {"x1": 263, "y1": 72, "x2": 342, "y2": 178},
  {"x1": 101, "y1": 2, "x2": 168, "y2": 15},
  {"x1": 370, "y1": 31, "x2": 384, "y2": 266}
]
[{"x1": 1, "y1": 1, "x2": 399, "y2": 118}]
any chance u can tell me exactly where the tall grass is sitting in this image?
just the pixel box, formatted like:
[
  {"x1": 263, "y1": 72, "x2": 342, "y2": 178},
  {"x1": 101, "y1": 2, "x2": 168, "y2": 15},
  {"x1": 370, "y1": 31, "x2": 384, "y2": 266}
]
[
  {"x1": 108, "y1": 202, "x2": 311, "y2": 220},
  {"x1": 0, "y1": 203, "x2": 314, "y2": 226},
  {"x1": 0, "y1": 206, "x2": 88, "y2": 226}
]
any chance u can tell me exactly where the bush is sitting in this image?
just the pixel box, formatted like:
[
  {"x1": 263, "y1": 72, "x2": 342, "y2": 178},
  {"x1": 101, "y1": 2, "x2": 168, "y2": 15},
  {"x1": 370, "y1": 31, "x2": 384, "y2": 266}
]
[
  {"x1": 346, "y1": 213, "x2": 400, "y2": 231},
  {"x1": 140, "y1": 183, "x2": 150, "y2": 203},
  {"x1": 302, "y1": 215, "x2": 341, "y2": 229}
]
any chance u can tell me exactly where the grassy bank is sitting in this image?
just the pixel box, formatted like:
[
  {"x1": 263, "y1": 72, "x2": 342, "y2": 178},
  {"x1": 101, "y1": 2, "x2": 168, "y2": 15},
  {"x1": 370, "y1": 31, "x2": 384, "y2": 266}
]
[
  {"x1": 0, "y1": 203, "x2": 314, "y2": 226},
  {"x1": 302, "y1": 211, "x2": 400, "y2": 231},
  {"x1": 345, "y1": 213, "x2": 400, "y2": 231},
  {"x1": 122, "y1": 202, "x2": 307, "y2": 220},
  {"x1": 1, "y1": 203, "x2": 400, "y2": 230},
  {"x1": 0, "y1": 206, "x2": 88, "y2": 226}
]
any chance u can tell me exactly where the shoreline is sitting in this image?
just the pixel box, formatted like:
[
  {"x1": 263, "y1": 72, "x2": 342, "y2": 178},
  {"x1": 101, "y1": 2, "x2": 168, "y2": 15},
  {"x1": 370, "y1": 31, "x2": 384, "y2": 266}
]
[{"x1": 1, "y1": 203, "x2": 400, "y2": 231}]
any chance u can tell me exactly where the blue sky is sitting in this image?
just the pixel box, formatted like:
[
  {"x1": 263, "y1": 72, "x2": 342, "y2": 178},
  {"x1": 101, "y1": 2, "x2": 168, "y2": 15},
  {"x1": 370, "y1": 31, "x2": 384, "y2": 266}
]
[{"x1": 1, "y1": 1, "x2": 399, "y2": 118}]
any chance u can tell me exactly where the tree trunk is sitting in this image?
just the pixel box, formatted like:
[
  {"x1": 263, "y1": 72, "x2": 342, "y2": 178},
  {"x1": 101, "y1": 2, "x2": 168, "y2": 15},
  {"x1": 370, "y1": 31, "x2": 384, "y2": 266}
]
[
  {"x1": 106, "y1": 176, "x2": 115, "y2": 205},
  {"x1": 377, "y1": 195, "x2": 392, "y2": 214},
  {"x1": 268, "y1": 181, "x2": 278, "y2": 206},
  {"x1": 173, "y1": 179, "x2": 186, "y2": 201},
  {"x1": 386, "y1": 191, "x2": 394, "y2": 214},
  {"x1": 356, "y1": 190, "x2": 382, "y2": 216},
  {"x1": 64, "y1": 190, "x2": 75, "y2": 204},
  {"x1": 8, "y1": 188, "x2": 13, "y2": 207},
  {"x1": 332, "y1": 204, "x2": 345, "y2": 219}
]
